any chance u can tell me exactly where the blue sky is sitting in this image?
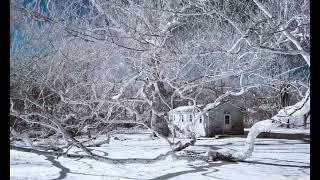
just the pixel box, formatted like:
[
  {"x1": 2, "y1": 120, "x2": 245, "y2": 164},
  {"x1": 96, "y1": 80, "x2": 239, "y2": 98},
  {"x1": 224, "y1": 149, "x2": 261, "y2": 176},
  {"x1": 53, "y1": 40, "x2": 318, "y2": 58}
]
[{"x1": 11, "y1": 0, "x2": 49, "y2": 53}]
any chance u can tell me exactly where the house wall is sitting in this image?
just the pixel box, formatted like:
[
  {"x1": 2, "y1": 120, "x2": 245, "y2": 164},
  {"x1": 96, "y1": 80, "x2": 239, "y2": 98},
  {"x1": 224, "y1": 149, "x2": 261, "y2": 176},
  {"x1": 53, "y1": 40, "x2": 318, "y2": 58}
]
[
  {"x1": 208, "y1": 103, "x2": 244, "y2": 135},
  {"x1": 169, "y1": 112, "x2": 207, "y2": 138},
  {"x1": 207, "y1": 110, "x2": 222, "y2": 135}
]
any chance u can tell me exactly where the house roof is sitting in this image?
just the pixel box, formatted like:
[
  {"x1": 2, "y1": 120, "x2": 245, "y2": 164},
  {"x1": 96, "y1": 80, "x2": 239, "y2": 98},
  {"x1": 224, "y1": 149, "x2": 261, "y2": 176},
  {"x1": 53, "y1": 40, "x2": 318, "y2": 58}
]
[
  {"x1": 169, "y1": 102, "x2": 243, "y2": 114},
  {"x1": 168, "y1": 105, "x2": 203, "y2": 113}
]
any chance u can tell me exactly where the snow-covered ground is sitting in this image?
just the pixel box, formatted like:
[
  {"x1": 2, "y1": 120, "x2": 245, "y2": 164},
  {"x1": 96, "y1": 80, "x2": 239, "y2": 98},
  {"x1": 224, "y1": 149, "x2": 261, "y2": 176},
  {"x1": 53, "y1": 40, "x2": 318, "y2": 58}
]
[
  {"x1": 245, "y1": 127, "x2": 310, "y2": 135},
  {"x1": 10, "y1": 131, "x2": 310, "y2": 180}
]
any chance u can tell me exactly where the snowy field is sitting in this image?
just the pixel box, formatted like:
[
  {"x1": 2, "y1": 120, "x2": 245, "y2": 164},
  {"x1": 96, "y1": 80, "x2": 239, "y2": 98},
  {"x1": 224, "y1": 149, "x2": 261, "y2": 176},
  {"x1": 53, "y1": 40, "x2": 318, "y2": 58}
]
[
  {"x1": 245, "y1": 127, "x2": 310, "y2": 135},
  {"x1": 10, "y1": 131, "x2": 310, "y2": 180}
]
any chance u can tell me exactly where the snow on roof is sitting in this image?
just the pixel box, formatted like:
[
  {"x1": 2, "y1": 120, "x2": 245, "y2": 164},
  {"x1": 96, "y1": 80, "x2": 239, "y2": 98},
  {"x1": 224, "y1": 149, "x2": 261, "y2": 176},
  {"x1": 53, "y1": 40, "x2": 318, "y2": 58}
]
[
  {"x1": 170, "y1": 102, "x2": 243, "y2": 114},
  {"x1": 203, "y1": 101, "x2": 221, "y2": 111},
  {"x1": 169, "y1": 105, "x2": 203, "y2": 113}
]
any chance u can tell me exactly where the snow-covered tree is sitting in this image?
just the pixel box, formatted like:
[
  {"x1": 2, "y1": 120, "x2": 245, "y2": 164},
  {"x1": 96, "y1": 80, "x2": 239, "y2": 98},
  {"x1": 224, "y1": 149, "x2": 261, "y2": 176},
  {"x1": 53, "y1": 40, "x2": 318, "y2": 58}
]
[{"x1": 10, "y1": 0, "x2": 309, "y2": 161}]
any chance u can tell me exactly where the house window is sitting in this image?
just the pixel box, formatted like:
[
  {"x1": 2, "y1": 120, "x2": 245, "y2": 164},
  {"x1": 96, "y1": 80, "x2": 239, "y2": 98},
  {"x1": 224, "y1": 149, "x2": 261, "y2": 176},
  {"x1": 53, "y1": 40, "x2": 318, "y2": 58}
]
[
  {"x1": 180, "y1": 114, "x2": 184, "y2": 122},
  {"x1": 224, "y1": 111, "x2": 231, "y2": 125},
  {"x1": 189, "y1": 114, "x2": 192, "y2": 122},
  {"x1": 199, "y1": 116, "x2": 203, "y2": 123},
  {"x1": 225, "y1": 115, "x2": 230, "y2": 124}
]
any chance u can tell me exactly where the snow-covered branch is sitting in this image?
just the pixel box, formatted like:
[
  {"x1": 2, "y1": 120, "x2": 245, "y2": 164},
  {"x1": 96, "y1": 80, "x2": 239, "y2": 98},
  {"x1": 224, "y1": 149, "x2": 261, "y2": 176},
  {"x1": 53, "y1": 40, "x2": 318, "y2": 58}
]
[{"x1": 231, "y1": 89, "x2": 310, "y2": 160}]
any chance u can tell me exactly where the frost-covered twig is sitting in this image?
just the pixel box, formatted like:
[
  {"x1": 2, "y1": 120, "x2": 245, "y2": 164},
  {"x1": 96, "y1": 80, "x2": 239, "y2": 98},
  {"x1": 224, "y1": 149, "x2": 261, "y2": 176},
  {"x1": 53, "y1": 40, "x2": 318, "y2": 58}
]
[{"x1": 112, "y1": 71, "x2": 144, "y2": 100}]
